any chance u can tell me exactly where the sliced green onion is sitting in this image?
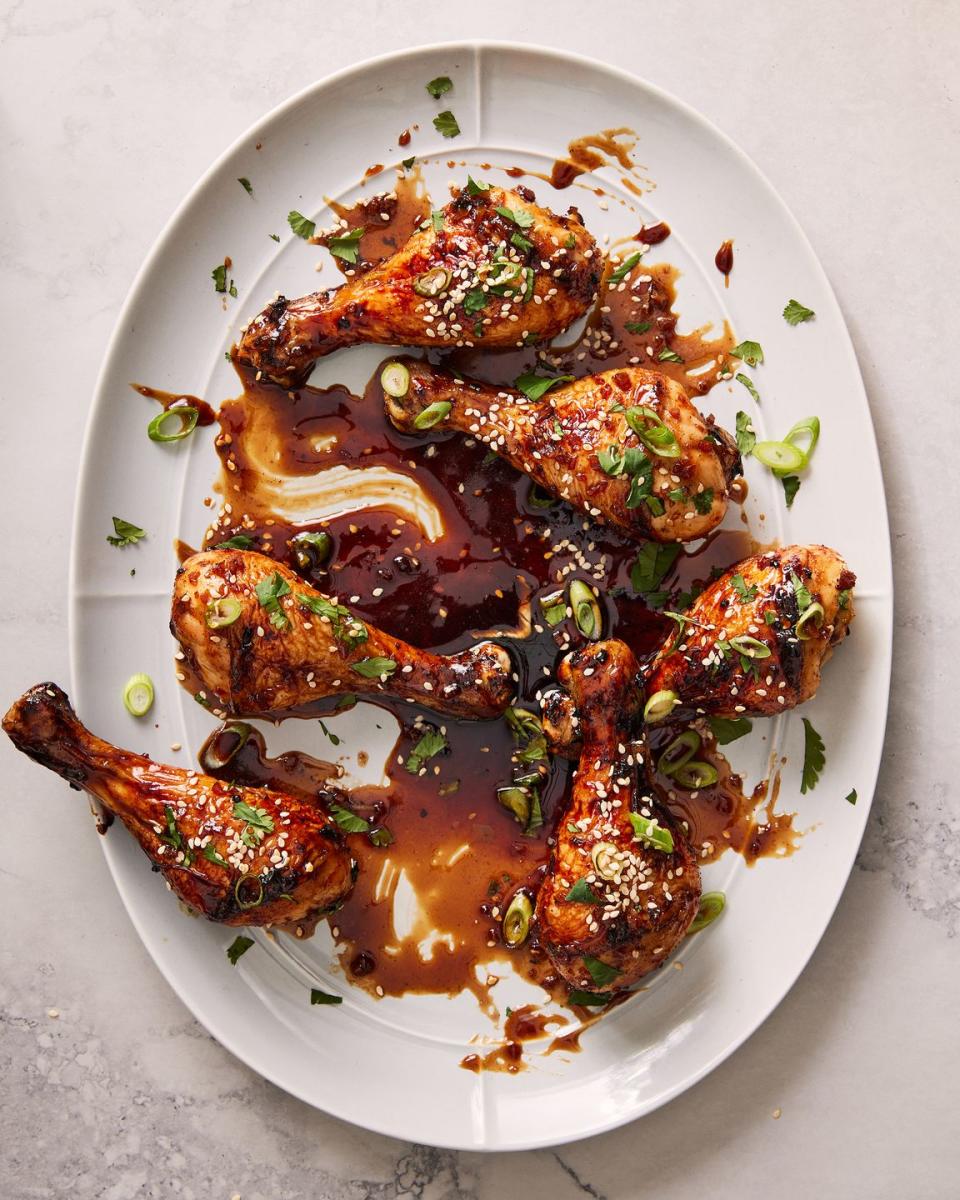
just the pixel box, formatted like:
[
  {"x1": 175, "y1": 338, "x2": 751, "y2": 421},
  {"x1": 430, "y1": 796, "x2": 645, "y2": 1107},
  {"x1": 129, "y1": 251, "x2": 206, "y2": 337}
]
[
  {"x1": 413, "y1": 266, "x2": 451, "y2": 296},
  {"x1": 527, "y1": 483, "x2": 555, "y2": 509},
  {"x1": 497, "y1": 785, "x2": 532, "y2": 826},
  {"x1": 122, "y1": 672, "x2": 154, "y2": 717},
  {"x1": 502, "y1": 891, "x2": 533, "y2": 946},
  {"x1": 540, "y1": 590, "x2": 566, "y2": 627},
  {"x1": 148, "y1": 407, "x2": 199, "y2": 443},
  {"x1": 234, "y1": 875, "x2": 264, "y2": 910},
  {"x1": 729, "y1": 635, "x2": 771, "y2": 659},
  {"x1": 628, "y1": 812, "x2": 675, "y2": 853},
  {"x1": 658, "y1": 730, "x2": 701, "y2": 777},
  {"x1": 200, "y1": 722, "x2": 252, "y2": 771},
  {"x1": 590, "y1": 841, "x2": 620, "y2": 880},
  {"x1": 782, "y1": 416, "x2": 820, "y2": 471},
  {"x1": 290, "y1": 531, "x2": 332, "y2": 570},
  {"x1": 413, "y1": 400, "x2": 452, "y2": 430},
  {"x1": 753, "y1": 440, "x2": 804, "y2": 472},
  {"x1": 625, "y1": 406, "x2": 681, "y2": 459},
  {"x1": 689, "y1": 891, "x2": 725, "y2": 932},
  {"x1": 488, "y1": 260, "x2": 522, "y2": 288},
  {"x1": 644, "y1": 689, "x2": 679, "y2": 723},
  {"x1": 796, "y1": 601, "x2": 825, "y2": 640},
  {"x1": 205, "y1": 596, "x2": 243, "y2": 629},
  {"x1": 569, "y1": 579, "x2": 602, "y2": 641},
  {"x1": 672, "y1": 760, "x2": 719, "y2": 790},
  {"x1": 380, "y1": 362, "x2": 410, "y2": 398}
]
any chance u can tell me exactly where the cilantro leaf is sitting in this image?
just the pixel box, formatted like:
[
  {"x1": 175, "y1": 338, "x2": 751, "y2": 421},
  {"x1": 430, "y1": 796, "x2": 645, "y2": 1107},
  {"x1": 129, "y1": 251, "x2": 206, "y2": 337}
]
[
  {"x1": 287, "y1": 210, "x2": 316, "y2": 239},
  {"x1": 369, "y1": 826, "x2": 395, "y2": 847},
  {"x1": 106, "y1": 517, "x2": 146, "y2": 548},
  {"x1": 401, "y1": 156, "x2": 416, "y2": 170},
  {"x1": 510, "y1": 230, "x2": 533, "y2": 253},
  {"x1": 233, "y1": 799, "x2": 275, "y2": 846},
  {"x1": 216, "y1": 534, "x2": 256, "y2": 549},
  {"x1": 351, "y1": 656, "x2": 397, "y2": 679},
  {"x1": 203, "y1": 844, "x2": 231, "y2": 869},
  {"x1": 736, "y1": 373, "x2": 761, "y2": 404},
  {"x1": 567, "y1": 989, "x2": 612, "y2": 1007},
  {"x1": 425, "y1": 75, "x2": 453, "y2": 99},
  {"x1": 628, "y1": 812, "x2": 674, "y2": 853},
  {"x1": 788, "y1": 570, "x2": 812, "y2": 611},
  {"x1": 297, "y1": 592, "x2": 366, "y2": 647},
  {"x1": 583, "y1": 956, "x2": 619, "y2": 989},
  {"x1": 310, "y1": 988, "x2": 342, "y2": 1006},
  {"x1": 732, "y1": 573, "x2": 758, "y2": 601},
  {"x1": 731, "y1": 340, "x2": 764, "y2": 367},
  {"x1": 783, "y1": 299, "x2": 816, "y2": 325},
  {"x1": 845, "y1": 788, "x2": 858, "y2": 805},
  {"x1": 433, "y1": 110, "x2": 460, "y2": 138},
  {"x1": 319, "y1": 720, "x2": 341, "y2": 747},
  {"x1": 514, "y1": 372, "x2": 573, "y2": 402},
  {"x1": 405, "y1": 727, "x2": 448, "y2": 774},
  {"x1": 735, "y1": 410, "x2": 756, "y2": 457},
  {"x1": 781, "y1": 475, "x2": 801, "y2": 507},
  {"x1": 212, "y1": 262, "x2": 228, "y2": 293},
  {"x1": 800, "y1": 717, "x2": 825, "y2": 794},
  {"x1": 465, "y1": 176, "x2": 489, "y2": 194},
  {"x1": 237, "y1": 177, "x2": 253, "y2": 196},
  {"x1": 630, "y1": 541, "x2": 680, "y2": 595},
  {"x1": 565, "y1": 879, "x2": 601, "y2": 904},
  {"x1": 657, "y1": 347, "x2": 684, "y2": 364},
  {"x1": 254, "y1": 572, "x2": 291, "y2": 629},
  {"x1": 463, "y1": 288, "x2": 487, "y2": 315},
  {"x1": 226, "y1": 935, "x2": 254, "y2": 965},
  {"x1": 328, "y1": 801, "x2": 370, "y2": 834},
  {"x1": 328, "y1": 227, "x2": 364, "y2": 263},
  {"x1": 693, "y1": 488, "x2": 715, "y2": 515},
  {"x1": 495, "y1": 205, "x2": 534, "y2": 229},
  {"x1": 707, "y1": 715, "x2": 753, "y2": 745},
  {"x1": 625, "y1": 320, "x2": 651, "y2": 334},
  {"x1": 268, "y1": 233, "x2": 280, "y2": 242}
]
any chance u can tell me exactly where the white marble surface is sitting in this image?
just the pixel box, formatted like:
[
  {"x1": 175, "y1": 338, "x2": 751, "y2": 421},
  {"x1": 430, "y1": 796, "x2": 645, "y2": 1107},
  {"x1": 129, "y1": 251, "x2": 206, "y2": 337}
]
[{"x1": 1, "y1": 1, "x2": 957, "y2": 1195}]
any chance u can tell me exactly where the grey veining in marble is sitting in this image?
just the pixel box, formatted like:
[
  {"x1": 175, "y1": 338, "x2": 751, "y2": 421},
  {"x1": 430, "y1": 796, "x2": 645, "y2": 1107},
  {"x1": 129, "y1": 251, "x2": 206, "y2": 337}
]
[{"x1": 2, "y1": 1, "x2": 959, "y2": 1197}]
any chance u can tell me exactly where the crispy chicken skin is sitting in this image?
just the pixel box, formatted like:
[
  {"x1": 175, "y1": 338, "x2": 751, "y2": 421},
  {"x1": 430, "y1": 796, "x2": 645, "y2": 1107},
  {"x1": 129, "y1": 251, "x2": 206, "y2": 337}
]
[
  {"x1": 645, "y1": 544, "x2": 856, "y2": 720},
  {"x1": 236, "y1": 184, "x2": 601, "y2": 388},
  {"x1": 172, "y1": 550, "x2": 514, "y2": 720},
  {"x1": 383, "y1": 358, "x2": 740, "y2": 543},
  {"x1": 3, "y1": 684, "x2": 354, "y2": 926},
  {"x1": 536, "y1": 641, "x2": 701, "y2": 991}
]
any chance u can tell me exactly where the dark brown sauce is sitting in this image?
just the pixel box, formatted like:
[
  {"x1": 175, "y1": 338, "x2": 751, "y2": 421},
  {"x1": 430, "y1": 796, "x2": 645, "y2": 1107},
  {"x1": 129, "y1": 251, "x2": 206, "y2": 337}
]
[
  {"x1": 398, "y1": 128, "x2": 412, "y2": 147},
  {"x1": 460, "y1": 1041, "x2": 525, "y2": 1074},
  {"x1": 715, "y1": 239, "x2": 734, "y2": 287},
  {"x1": 132, "y1": 383, "x2": 217, "y2": 426},
  {"x1": 184, "y1": 172, "x2": 792, "y2": 1023},
  {"x1": 314, "y1": 167, "x2": 430, "y2": 275},
  {"x1": 639, "y1": 221, "x2": 671, "y2": 245}
]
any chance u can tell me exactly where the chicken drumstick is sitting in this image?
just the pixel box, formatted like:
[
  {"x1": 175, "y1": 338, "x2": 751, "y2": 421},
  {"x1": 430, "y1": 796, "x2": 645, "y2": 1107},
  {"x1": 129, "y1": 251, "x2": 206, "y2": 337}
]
[
  {"x1": 382, "y1": 358, "x2": 740, "y2": 543},
  {"x1": 536, "y1": 640, "x2": 701, "y2": 991},
  {"x1": 172, "y1": 550, "x2": 514, "y2": 720},
  {"x1": 3, "y1": 683, "x2": 355, "y2": 926},
  {"x1": 236, "y1": 184, "x2": 600, "y2": 388}
]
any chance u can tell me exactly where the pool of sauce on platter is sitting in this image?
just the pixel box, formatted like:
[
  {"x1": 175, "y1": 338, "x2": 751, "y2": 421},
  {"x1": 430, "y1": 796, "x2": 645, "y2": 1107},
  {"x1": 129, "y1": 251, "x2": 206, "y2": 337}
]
[{"x1": 176, "y1": 167, "x2": 795, "y2": 1064}]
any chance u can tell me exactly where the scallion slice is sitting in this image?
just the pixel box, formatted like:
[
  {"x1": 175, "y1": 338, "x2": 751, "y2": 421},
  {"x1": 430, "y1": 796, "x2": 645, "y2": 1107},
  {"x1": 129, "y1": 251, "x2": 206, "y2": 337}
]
[
  {"x1": 380, "y1": 362, "x2": 411, "y2": 398},
  {"x1": 796, "y1": 601, "x2": 825, "y2": 640},
  {"x1": 729, "y1": 635, "x2": 771, "y2": 659},
  {"x1": 122, "y1": 672, "x2": 154, "y2": 717},
  {"x1": 569, "y1": 579, "x2": 602, "y2": 641},
  {"x1": 628, "y1": 812, "x2": 675, "y2": 853},
  {"x1": 413, "y1": 266, "x2": 451, "y2": 297},
  {"x1": 672, "y1": 760, "x2": 719, "y2": 790},
  {"x1": 689, "y1": 891, "x2": 725, "y2": 932},
  {"x1": 644, "y1": 689, "x2": 679, "y2": 723},
  {"x1": 205, "y1": 596, "x2": 242, "y2": 629},
  {"x1": 488, "y1": 260, "x2": 522, "y2": 288},
  {"x1": 413, "y1": 400, "x2": 452, "y2": 430},
  {"x1": 783, "y1": 415, "x2": 821, "y2": 470},
  {"x1": 658, "y1": 729, "x2": 701, "y2": 777},
  {"x1": 148, "y1": 407, "x2": 199, "y2": 443},
  {"x1": 625, "y1": 406, "x2": 681, "y2": 459},
  {"x1": 234, "y1": 876, "x2": 264, "y2": 910},
  {"x1": 200, "y1": 722, "x2": 252, "y2": 771},
  {"x1": 753, "y1": 440, "x2": 804, "y2": 472},
  {"x1": 502, "y1": 891, "x2": 533, "y2": 946},
  {"x1": 590, "y1": 841, "x2": 620, "y2": 880}
]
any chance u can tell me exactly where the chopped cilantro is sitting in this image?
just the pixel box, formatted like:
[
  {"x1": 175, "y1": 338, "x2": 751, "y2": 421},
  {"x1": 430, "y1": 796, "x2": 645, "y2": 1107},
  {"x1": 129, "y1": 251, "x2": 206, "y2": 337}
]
[
  {"x1": 328, "y1": 801, "x2": 370, "y2": 834},
  {"x1": 425, "y1": 75, "x2": 453, "y2": 99},
  {"x1": 227, "y1": 935, "x2": 254, "y2": 965},
  {"x1": 217, "y1": 534, "x2": 256, "y2": 549},
  {"x1": 845, "y1": 788, "x2": 858, "y2": 806},
  {"x1": 736, "y1": 373, "x2": 761, "y2": 404},
  {"x1": 625, "y1": 320, "x2": 651, "y2": 334},
  {"x1": 465, "y1": 175, "x2": 489, "y2": 194},
  {"x1": 106, "y1": 517, "x2": 146, "y2": 548},
  {"x1": 735, "y1": 410, "x2": 756, "y2": 457},
  {"x1": 351, "y1": 656, "x2": 397, "y2": 679},
  {"x1": 237, "y1": 177, "x2": 253, "y2": 196},
  {"x1": 406, "y1": 727, "x2": 448, "y2": 774},
  {"x1": 583, "y1": 956, "x2": 619, "y2": 989},
  {"x1": 310, "y1": 988, "x2": 342, "y2": 1005},
  {"x1": 433, "y1": 110, "x2": 460, "y2": 138},
  {"x1": 693, "y1": 488, "x2": 715, "y2": 515},
  {"x1": 565, "y1": 879, "x2": 601, "y2": 904},
  {"x1": 287, "y1": 210, "x2": 316, "y2": 239},
  {"x1": 781, "y1": 475, "x2": 801, "y2": 507},
  {"x1": 514, "y1": 372, "x2": 572, "y2": 401},
  {"x1": 630, "y1": 541, "x2": 680, "y2": 595},
  {"x1": 463, "y1": 288, "x2": 487, "y2": 314},
  {"x1": 732, "y1": 573, "x2": 758, "y2": 601},
  {"x1": 707, "y1": 715, "x2": 753, "y2": 744},
  {"x1": 328, "y1": 227, "x2": 364, "y2": 263},
  {"x1": 254, "y1": 572, "x2": 291, "y2": 629},
  {"x1": 495, "y1": 205, "x2": 534, "y2": 229},
  {"x1": 800, "y1": 717, "x2": 825, "y2": 794},
  {"x1": 657, "y1": 347, "x2": 684, "y2": 364},
  {"x1": 783, "y1": 299, "x2": 816, "y2": 325},
  {"x1": 731, "y1": 340, "x2": 764, "y2": 367}
]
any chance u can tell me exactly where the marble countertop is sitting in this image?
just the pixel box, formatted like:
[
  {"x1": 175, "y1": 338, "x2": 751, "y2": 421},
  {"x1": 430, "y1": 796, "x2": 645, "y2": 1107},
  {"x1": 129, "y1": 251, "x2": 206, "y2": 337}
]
[{"x1": 1, "y1": 2, "x2": 957, "y2": 1196}]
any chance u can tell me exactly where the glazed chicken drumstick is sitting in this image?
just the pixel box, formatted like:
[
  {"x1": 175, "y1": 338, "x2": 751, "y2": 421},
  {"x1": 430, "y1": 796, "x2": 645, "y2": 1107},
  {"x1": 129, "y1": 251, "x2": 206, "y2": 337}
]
[
  {"x1": 172, "y1": 550, "x2": 514, "y2": 720},
  {"x1": 644, "y1": 544, "x2": 855, "y2": 722},
  {"x1": 536, "y1": 640, "x2": 701, "y2": 991},
  {"x1": 3, "y1": 684, "x2": 355, "y2": 926},
  {"x1": 381, "y1": 358, "x2": 740, "y2": 543},
  {"x1": 540, "y1": 544, "x2": 856, "y2": 755},
  {"x1": 236, "y1": 184, "x2": 601, "y2": 388}
]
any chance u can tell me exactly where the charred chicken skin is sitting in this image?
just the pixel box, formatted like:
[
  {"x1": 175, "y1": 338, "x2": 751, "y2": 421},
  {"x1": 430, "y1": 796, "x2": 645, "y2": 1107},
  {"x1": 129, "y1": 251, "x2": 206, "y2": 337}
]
[
  {"x1": 172, "y1": 550, "x2": 514, "y2": 720},
  {"x1": 536, "y1": 640, "x2": 701, "y2": 991},
  {"x1": 645, "y1": 544, "x2": 856, "y2": 721},
  {"x1": 236, "y1": 184, "x2": 601, "y2": 388},
  {"x1": 3, "y1": 684, "x2": 354, "y2": 926},
  {"x1": 382, "y1": 358, "x2": 740, "y2": 543}
]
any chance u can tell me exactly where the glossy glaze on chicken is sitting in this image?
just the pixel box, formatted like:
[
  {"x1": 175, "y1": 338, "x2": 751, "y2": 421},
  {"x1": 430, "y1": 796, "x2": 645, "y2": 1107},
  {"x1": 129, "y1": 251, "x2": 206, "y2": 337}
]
[
  {"x1": 3, "y1": 684, "x2": 354, "y2": 926},
  {"x1": 236, "y1": 184, "x2": 601, "y2": 388},
  {"x1": 382, "y1": 358, "x2": 740, "y2": 543}
]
